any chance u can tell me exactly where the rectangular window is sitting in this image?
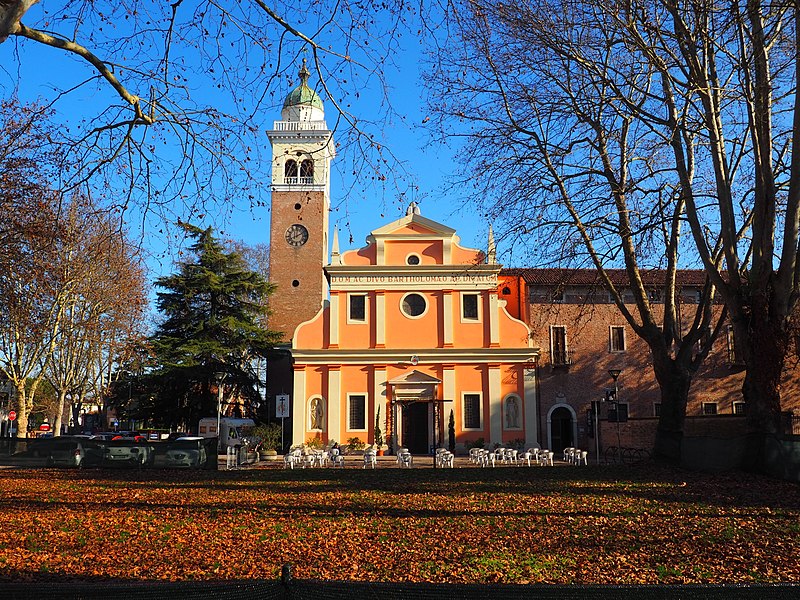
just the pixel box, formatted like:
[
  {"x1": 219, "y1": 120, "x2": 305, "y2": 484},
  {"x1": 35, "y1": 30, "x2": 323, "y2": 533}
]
[
  {"x1": 349, "y1": 294, "x2": 366, "y2": 322},
  {"x1": 695, "y1": 326, "x2": 712, "y2": 355},
  {"x1": 702, "y1": 402, "x2": 718, "y2": 416},
  {"x1": 550, "y1": 326, "x2": 570, "y2": 365},
  {"x1": 462, "y1": 293, "x2": 479, "y2": 320},
  {"x1": 727, "y1": 325, "x2": 743, "y2": 365},
  {"x1": 610, "y1": 326, "x2": 626, "y2": 352},
  {"x1": 733, "y1": 401, "x2": 746, "y2": 415},
  {"x1": 653, "y1": 403, "x2": 661, "y2": 417},
  {"x1": 463, "y1": 393, "x2": 481, "y2": 430},
  {"x1": 348, "y1": 394, "x2": 367, "y2": 430}
]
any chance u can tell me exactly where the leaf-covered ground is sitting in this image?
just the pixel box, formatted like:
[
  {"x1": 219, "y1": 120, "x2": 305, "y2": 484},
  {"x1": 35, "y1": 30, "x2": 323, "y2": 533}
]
[{"x1": 0, "y1": 463, "x2": 798, "y2": 584}]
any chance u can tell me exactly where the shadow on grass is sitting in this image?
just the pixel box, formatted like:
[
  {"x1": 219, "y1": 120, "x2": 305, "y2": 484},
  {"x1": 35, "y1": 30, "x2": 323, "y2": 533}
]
[{"x1": 2, "y1": 462, "x2": 799, "y2": 512}]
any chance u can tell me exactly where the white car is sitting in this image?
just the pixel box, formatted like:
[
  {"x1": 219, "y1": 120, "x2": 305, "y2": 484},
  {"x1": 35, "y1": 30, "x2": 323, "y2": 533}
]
[
  {"x1": 163, "y1": 437, "x2": 207, "y2": 468},
  {"x1": 102, "y1": 438, "x2": 153, "y2": 467}
]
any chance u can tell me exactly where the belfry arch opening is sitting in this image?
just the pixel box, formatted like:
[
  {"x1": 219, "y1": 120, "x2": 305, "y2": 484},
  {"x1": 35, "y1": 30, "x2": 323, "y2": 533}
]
[{"x1": 284, "y1": 158, "x2": 314, "y2": 184}]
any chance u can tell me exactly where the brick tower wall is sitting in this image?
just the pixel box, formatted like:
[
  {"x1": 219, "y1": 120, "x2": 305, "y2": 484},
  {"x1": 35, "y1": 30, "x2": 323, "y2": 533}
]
[{"x1": 268, "y1": 189, "x2": 327, "y2": 342}]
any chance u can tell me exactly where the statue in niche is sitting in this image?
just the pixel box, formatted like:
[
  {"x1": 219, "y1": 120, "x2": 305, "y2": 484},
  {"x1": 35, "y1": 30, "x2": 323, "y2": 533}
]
[
  {"x1": 310, "y1": 397, "x2": 324, "y2": 430},
  {"x1": 505, "y1": 396, "x2": 520, "y2": 429}
]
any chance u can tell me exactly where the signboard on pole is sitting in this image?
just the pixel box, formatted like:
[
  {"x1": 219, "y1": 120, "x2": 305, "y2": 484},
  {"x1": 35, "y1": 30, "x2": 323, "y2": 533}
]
[
  {"x1": 275, "y1": 394, "x2": 290, "y2": 419},
  {"x1": 8, "y1": 411, "x2": 16, "y2": 421}
]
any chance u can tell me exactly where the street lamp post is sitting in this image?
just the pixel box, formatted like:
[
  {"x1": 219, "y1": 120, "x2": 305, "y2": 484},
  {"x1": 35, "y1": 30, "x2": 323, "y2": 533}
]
[
  {"x1": 608, "y1": 369, "x2": 622, "y2": 451},
  {"x1": 214, "y1": 372, "x2": 227, "y2": 452}
]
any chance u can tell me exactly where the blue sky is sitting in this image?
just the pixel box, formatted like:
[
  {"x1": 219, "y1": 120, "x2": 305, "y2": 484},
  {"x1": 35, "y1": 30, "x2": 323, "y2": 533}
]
[{"x1": 1, "y1": 4, "x2": 491, "y2": 285}]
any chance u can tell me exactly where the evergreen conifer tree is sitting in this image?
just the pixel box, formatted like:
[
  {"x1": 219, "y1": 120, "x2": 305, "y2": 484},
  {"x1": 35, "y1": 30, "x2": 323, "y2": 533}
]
[{"x1": 141, "y1": 224, "x2": 281, "y2": 430}]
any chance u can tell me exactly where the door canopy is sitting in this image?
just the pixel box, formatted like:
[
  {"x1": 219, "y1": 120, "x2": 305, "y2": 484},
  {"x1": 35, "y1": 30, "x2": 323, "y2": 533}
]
[{"x1": 386, "y1": 370, "x2": 442, "y2": 402}]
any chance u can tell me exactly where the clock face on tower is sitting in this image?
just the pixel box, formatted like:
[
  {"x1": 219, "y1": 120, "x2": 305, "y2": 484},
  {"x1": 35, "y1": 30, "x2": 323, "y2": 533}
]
[{"x1": 285, "y1": 223, "x2": 309, "y2": 247}]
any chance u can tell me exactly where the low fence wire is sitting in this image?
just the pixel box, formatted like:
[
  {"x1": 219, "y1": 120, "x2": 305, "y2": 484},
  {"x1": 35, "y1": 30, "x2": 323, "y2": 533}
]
[{"x1": 0, "y1": 566, "x2": 798, "y2": 600}]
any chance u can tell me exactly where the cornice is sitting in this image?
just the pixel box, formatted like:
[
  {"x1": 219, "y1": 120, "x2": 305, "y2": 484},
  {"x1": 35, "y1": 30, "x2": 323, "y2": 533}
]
[{"x1": 291, "y1": 346, "x2": 539, "y2": 365}]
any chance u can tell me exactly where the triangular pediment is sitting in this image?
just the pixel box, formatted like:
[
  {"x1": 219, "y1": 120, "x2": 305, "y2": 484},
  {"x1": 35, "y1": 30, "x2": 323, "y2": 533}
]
[
  {"x1": 386, "y1": 369, "x2": 443, "y2": 385},
  {"x1": 370, "y1": 213, "x2": 456, "y2": 238}
]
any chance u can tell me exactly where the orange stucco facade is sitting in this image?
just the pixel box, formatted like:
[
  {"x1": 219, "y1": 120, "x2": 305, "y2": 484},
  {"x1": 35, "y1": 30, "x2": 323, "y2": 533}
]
[{"x1": 290, "y1": 211, "x2": 539, "y2": 452}]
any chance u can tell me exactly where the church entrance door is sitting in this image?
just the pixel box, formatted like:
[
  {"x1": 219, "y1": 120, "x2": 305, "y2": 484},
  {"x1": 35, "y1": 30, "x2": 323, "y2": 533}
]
[{"x1": 403, "y1": 402, "x2": 429, "y2": 454}]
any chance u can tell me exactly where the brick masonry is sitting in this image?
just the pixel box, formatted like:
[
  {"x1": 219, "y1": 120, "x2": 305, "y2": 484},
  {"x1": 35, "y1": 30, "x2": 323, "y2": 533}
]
[
  {"x1": 524, "y1": 293, "x2": 799, "y2": 454},
  {"x1": 268, "y1": 189, "x2": 328, "y2": 341}
]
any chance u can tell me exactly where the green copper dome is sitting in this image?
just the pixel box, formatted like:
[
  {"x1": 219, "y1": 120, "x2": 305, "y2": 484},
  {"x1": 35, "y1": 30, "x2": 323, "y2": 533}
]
[{"x1": 282, "y1": 59, "x2": 324, "y2": 109}]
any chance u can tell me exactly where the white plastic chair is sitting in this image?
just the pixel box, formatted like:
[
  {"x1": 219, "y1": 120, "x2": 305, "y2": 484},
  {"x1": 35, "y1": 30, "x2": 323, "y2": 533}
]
[
  {"x1": 363, "y1": 449, "x2": 377, "y2": 469},
  {"x1": 440, "y1": 451, "x2": 454, "y2": 468},
  {"x1": 478, "y1": 449, "x2": 495, "y2": 467},
  {"x1": 396, "y1": 448, "x2": 409, "y2": 466},
  {"x1": 398, "y1": 451, "x2": 413, "y2": 468},
  {"x1": 283, "y1": 448, "x2": 303, "y2": 469},
  {"x1": 469, "y1": 448, "x2": 482, "y2": 464},
  {"x1": 329, "y1": 447, "x2": 344, "y2": 467}
]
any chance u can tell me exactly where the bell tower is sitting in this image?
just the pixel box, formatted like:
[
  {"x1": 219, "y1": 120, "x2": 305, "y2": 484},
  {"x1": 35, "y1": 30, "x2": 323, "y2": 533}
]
[{"x1": 267, "y1": 59, "x2": 335, "y2": 341}]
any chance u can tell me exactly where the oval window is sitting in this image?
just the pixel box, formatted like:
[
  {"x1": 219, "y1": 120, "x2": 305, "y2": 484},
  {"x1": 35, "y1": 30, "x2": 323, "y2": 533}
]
[
  {"x1": 401, "y1": 293, "x2": 426, "y2": 317},
  {"x1": 407, "y1": 254, "x2": 421, "y2": 265}
]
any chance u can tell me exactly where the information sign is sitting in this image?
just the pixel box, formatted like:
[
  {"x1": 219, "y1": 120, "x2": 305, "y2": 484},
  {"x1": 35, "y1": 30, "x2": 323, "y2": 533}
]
[{"x1": 275, "y1": 394, "x2": 290, "y2": 419}]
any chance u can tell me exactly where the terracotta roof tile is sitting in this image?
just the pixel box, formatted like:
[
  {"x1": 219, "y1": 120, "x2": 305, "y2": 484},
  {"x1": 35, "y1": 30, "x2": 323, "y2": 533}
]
[{"x1": 500, "y1": 268, "x2": 708, "y2": 286}]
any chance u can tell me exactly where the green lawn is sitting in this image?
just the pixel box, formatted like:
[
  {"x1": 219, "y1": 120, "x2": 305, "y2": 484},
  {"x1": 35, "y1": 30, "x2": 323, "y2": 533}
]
[{"x1": 0, "y1": 463, "x2": 798, "y2": 583}]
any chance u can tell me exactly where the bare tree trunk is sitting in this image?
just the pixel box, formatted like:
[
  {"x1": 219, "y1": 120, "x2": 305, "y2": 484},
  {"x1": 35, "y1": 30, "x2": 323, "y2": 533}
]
[
  {"x1": 741, "y1": 300, "x2": 787, "y2": 435},
  {"x1": 651, "y1": 352, "x2": 692, "y2": 463},
  {"x1": 53, "y1": 390, "x2": 66, "y2": 437},
  {"x1": 13, "y1": 381, "x2": 29, "y2": 438}
]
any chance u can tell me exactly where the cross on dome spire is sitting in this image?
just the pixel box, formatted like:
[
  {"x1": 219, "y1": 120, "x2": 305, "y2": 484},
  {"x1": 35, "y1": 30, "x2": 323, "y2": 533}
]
[{"x1": 299, "y1": 58, "x2": 311, "y2": 87}]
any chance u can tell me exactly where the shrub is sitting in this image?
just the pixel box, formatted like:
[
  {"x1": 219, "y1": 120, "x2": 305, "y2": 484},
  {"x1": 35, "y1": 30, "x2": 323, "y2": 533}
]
[
  {"x1": 306, "y1": 435, "x2": 324, "y2": 450},
  {"x1": 347, "y1": 436, "x2": 365, "y2": 451},
  {"x1": 252, "y1": 423, "x2": 282, "y2": 451},
  {"x1": 465, "y1": 437, "x2": 485, "y2": 450}
]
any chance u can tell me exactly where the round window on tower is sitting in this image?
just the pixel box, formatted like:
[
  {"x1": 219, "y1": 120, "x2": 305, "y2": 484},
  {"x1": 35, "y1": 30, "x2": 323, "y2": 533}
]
[
  {"x1": 406, "y1": 254, "x2": 421, "y2": 265},
  {"x1": 400, "y1": 292, "x2": 427, "y2": 319}
]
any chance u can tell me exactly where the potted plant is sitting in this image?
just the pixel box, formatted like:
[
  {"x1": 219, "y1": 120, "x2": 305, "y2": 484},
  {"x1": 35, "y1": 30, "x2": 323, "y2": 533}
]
[
  {"x1": 346, "y1": 436, "x2": 365, "y2": 454},
  {"x1": 374, "y1": 406, "x2": 384, "y2": 456},
  {"x1": 253, "y1": 423, "x2": 282, "y2": 461}
]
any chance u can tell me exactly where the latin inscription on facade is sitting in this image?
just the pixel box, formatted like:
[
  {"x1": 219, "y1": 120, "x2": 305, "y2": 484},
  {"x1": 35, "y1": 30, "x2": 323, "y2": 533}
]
[{"x1": 331, "y1": 274, "x2": 498, "y2": 285}]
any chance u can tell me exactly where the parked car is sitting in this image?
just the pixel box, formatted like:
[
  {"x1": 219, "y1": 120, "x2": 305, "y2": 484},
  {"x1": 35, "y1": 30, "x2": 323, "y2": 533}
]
[
  {"x1": 35, "y1": 437, "x2": 102, "y2": 468},
  {"x1": 102, "y1": 438, "x2": 153, "y2": 467},
  {"x1": 163, "y1": 437, "x2": 207, "y2": 468}
]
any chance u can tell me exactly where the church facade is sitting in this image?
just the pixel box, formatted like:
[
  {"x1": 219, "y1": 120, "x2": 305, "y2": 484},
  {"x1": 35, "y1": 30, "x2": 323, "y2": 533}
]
[{"x1": 290, "y1": 210, "x2": 538, "y2": 452}]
